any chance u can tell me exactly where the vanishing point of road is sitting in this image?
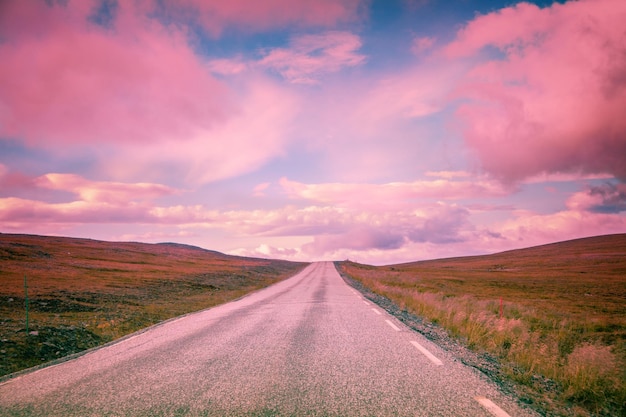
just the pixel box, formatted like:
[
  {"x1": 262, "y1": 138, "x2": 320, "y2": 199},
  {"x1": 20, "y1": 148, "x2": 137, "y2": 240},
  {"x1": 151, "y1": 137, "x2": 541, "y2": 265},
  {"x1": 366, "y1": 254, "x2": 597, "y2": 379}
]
[{"x1": 0, "y1": 262, "x2": 536, "y2": 416}]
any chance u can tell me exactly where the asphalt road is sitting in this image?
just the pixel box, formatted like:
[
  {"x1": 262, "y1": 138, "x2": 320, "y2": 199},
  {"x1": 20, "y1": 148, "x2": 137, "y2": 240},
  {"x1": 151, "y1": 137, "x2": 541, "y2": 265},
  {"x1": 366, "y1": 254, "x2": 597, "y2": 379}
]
[{"x1": 0, "y1": 262, "x2": 536, "y2": 416}]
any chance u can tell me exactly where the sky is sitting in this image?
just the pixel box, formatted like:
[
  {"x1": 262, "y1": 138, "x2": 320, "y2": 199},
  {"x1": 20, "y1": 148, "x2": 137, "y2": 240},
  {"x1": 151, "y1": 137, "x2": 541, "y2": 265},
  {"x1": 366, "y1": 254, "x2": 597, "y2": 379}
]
[{"x1": 1, "y1": 0, "x2": 625, "y2": 265}]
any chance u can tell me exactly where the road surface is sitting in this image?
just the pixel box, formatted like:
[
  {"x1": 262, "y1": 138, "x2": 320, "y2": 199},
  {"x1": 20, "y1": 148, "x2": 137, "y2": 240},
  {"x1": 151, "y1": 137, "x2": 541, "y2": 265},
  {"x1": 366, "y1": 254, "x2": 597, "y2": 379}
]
[{"x1": 0, "y1": 262, "x2": 536, "y2": 416}]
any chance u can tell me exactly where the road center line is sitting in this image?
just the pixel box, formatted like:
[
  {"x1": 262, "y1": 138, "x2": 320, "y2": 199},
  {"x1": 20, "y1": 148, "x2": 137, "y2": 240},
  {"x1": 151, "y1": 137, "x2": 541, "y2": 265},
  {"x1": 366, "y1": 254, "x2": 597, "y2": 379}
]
[
  {"x1": 385, "y1": 319, "x2": 401, "y2": 331},
  {"x1": 371, "y1": 308, "x2": 382, "y2": 315},
  {"x1": 409, "y1": 341, "x2": 443, "y2": 366},
  {"x1": 475, "y1": 397, "x2": 512, "y2": 417},
  {"x1": 362, "y1": 299, "x2": 369, "y2": 305}
]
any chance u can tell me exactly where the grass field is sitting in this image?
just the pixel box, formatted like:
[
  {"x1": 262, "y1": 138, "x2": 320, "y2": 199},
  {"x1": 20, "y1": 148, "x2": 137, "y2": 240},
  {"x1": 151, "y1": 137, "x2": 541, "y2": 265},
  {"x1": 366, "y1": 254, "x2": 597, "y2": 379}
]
[
  {"x1": 338, "y1": 234, "x2": 626, "y2": 417},
  {"x1": 0, "y1": 233, "x2": 307, "y2": 378}
]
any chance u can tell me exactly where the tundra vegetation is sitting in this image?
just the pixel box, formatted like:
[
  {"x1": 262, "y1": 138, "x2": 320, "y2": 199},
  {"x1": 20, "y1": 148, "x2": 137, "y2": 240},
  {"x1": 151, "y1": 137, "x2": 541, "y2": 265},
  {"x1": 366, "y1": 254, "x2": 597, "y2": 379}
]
[
  {"x1": 0, "y1": 234, "x2": 307, "y2": 378},
  {"x1": 338, "y1": 234, "x2": 626, "y2": 417}
]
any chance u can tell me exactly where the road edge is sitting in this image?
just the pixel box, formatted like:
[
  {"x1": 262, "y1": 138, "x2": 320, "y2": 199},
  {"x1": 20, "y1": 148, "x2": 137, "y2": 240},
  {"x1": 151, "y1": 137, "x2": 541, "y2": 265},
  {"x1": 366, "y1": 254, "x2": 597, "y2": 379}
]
[
  {"x1": 0, "y1": 263, "x2": 311, "y2": 385},
  {"x1": 333, "y1": 261, "x2": 543, "y2": 417}
]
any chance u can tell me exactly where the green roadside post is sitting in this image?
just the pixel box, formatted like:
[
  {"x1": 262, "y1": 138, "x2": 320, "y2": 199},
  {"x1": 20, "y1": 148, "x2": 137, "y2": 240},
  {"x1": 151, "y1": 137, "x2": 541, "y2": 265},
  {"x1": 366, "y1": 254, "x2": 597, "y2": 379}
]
[{"x1": 24, "y1": 274, "x2": 29, "y2": 335}]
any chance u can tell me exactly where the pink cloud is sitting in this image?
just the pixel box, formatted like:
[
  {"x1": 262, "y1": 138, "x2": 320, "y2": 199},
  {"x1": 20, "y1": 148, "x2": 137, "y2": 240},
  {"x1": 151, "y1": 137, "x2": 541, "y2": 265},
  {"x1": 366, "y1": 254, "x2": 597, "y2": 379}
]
[
  {"x1": 354, "y1": 62, "x2": 465, "y2": 122},
  {"x1": 212, "y1": 206, "x2": 350, "y2": 237},
  {"x1": 0, "y1": 194, "x2": 469, "y2": 254},
  {"x1": 165, "y1": 0, "x2": 365, "y2": 37},
  {"x1": 445, "y1": 0, "x2": 626, "y2": 182},
  {"x1": 411, "y1": 36, "x2": 436, "y2": 54},
  {"x1": 226, "y1": 200, "x2": 626, "y2": 263},
  {"x1": 522, "y1": 172, "x2": 614, "y2": 185},
  {"x1": 253, "y1": 182, "x2": 271, "y2": 197},
  {"x1": 279, "y1": 176, "x2": 509, "y2": 209},
  {"x1": 102, "y1": 77, "x2": 299, "y2": 185},
  {"x1": 0, "y1": 196, "x2": 220, "y2": 232},
  {"x1": 293, "y1": 60, "x2": 470, "y2": 182},
  {"x1": 1, "y1": 167, "x2": 180, "y2": 204},
  {"x1": 249, "y1": 244, "x2": 299, "y2": 258},
  {"x1": 0, "y1": 164, "x2": 38, "y2": 192},
  {"x1": 498, "y1": 209, "x2": 626, "y2": 249},
  {"x1": 216, "y1": 202, "x2": 474, "y2": 251},
  {"x1": 298, "y1": 204, "x2": 472, "y2": 257},
  {"x1": 4, "y1": 182, "x2": 623, "y2": 264},
  {"x1": 35, "y1": 173, "x2": 179, "y2": 204},
  {"x1": 285, "y1": 203, "x2": 474, "y2": 258},
  {"x1": 303, "y1": 228, "x2": 405, "y2": 255},
  {"x1": 259, "y1": 31, "x2": 366, "y2": 84},
  {"x1": 116, "y1": 230, "x2": 198, "y2": 242},
  {"x1": 425, "y1": 171, "x2": 472, "y2": 179},
  {"x1": 207, "y1": 57, "x2": 249, "y2": 75},
  {"x1": 0, "y1": 0, "x2": 232, "y2": 148},
  {"x1": 566, "y1": 183, "x2": 626, "y2": 213},
  {"x1": 0, "y1": 1, "x2": 302, "y2": 185},
  {"x1": 445, "y1": 2, "x2": 551, "y2": 58},
  {"x1": 0, "y1": 170, "x2": 186, "y2": 230},
  {"x1": 0, "y1": 197, "x2": 151, "y2": 227}
]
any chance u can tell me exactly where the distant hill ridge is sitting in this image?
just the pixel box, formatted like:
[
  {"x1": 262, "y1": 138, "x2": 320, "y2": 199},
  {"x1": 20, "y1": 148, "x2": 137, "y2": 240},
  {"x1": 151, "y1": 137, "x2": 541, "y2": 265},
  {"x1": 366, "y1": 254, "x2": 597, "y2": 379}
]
[
  {"x1": 156, "y1": 242, "x2": 208, "y2": 251},
  {"x1": 0, "y1": 233, "x2": 233, "y2": 259},
  {"x1": 1, "y1": 232, "x2": 625, "y2": 264},
  {"x1": 495, "y1": 233, "x2": 626, "y2": 256},
  {"x1": 155, "y1": 241, "x2": 232, "y2": 257},
  {"x1": 395, "y1": 233, "x2": 626, "y2": 267}
]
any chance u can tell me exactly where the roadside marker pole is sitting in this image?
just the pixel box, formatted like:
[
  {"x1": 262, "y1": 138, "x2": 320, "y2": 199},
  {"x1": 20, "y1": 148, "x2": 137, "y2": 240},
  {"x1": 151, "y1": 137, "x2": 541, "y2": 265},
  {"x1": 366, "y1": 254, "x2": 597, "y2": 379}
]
[
  {"x1": 499, "y1": 297, "x2": 503, "y2": 319},
  {"x1": 24, "y1": 274, "x2": 29, "y2": 335}
]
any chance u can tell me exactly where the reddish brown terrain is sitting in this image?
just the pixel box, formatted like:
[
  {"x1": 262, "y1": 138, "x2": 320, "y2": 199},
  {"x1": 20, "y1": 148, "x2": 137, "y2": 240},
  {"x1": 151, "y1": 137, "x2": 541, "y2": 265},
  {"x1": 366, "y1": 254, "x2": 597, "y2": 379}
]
[
  {"x1": 338, "y1": 234, "x2": 626, "y2": 416},
  {"x1": 0, "y1": 233, "x2": 307, "y2": 377}
]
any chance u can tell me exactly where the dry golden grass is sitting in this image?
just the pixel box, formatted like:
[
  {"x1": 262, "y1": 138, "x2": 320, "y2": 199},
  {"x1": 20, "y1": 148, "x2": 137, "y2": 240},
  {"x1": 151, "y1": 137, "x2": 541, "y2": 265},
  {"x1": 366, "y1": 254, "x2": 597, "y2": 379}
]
[
  {"x1": 0, "y1": 233, "x2": 307, "y2": 377},
  {"x1": 338, "y1": 234, "x2": 626, "y2": 417}
]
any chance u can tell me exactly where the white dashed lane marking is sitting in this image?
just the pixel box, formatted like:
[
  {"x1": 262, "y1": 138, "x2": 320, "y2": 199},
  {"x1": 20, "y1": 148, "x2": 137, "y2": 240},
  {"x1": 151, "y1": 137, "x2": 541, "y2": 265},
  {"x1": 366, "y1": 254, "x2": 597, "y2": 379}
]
[
  {"x1": 348, "y1": 286, "x2": 514, "y2": 416},
  {"x1": 385, "y1": 319, "x2": 401, "y2": 331},
  {"x1": 475, "y1": 397, "x2": 512, "y2": 417},
  {"x1": 409, "y1": 341, "x2": 443, "y2": 366}
]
